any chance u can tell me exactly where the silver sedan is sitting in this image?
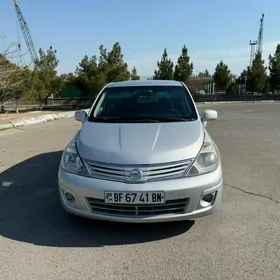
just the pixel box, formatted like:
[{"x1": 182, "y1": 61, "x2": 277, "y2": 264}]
[{"x1": 58, "y1": 80, "x2": 223, "y2": 223}]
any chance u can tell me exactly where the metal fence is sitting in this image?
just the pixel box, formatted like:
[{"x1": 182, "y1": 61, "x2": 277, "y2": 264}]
[{"x1": 2, "y1": 93, "x2": 280, "y2": 113}]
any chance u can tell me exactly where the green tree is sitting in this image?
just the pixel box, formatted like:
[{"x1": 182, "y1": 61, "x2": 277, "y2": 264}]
[
  {"x1": 11, "y1": 66, "x2": 32, "y2": 113},
  {"x1": 239, "y1": 69, "x2": 248, "y2": 80},
  {"x1": 264, "y1": 75, "x2": 271, "y2": 94},
  {"x1": 33, "y1": 46, "x2": 62, "y2": 108},
  {"x1": 226, "y1": 82, "x2": 237, "y2": 96},
  {"x1": 35, "y1": 46, "x2": 58, "y2": 71},
  {"x1": 198, "y1": 69, "x2": 211, "y2": 78},
  {"x1": 236, "y1": 69, "x2": 249, "y2": 95},
  {"x1": 74, "y1": 42, "x2": 130, "y2": 96},
  {"x1": 154, "y1": 48, "x2": 174, "y2": 80},
  {"x1": 268, "y1": 44, "x2": 280, "y2": 93},
  {"x1": 246, "y1": 52, "x2": 267, "y2": 94},
  {"x1": 204, "y1": 69, "x2": 210, "y2": 77},
  {"x1": 0, "y1": 53, "x2": 16, "y2": 105},
  {"x1": 131, "y1": 67, "x2": 140, "y2": 80},
  {"x1": 75, "y1": 55, "x2": 104, "y2": 96},
  {"x1": 60, "y1": 72, "x2": 75, "y2": 83},
  {"x1": 213, "y1": 61, "x2": 231, "y2": 91},
  {"x1": 174, "y1": 45, "x2": 193, "y2": 82},
  {"x1": 29, "y1": 70, "x2": 45, "y2": 102},
  {"x1": 98, "y1": 45, "x2": 108, "y2": 72},
  {"x1": 106, "y1": 42, "x2": 130, "y2": 82}
]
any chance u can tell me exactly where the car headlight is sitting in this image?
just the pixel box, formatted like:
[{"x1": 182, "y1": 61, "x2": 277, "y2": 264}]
[
  {"x1": 187, "y1": 142, "x2": 220, "y2": 176},
  {"x1": 61, "y1": 142, "x2": 89, "y2": 176}
]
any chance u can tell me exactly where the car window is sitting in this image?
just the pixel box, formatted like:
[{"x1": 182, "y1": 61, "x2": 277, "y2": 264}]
[{"x1": 89, "y1": 85, "x2": 198, "y2": 122}]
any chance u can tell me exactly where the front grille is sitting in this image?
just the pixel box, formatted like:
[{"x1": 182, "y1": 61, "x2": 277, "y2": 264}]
[
  {"x1": 86, "y1": 197, "x2": 189, "y2": 217},
  {"x1": 83, "y1": 159, "x2": 193, "y2": 183}
]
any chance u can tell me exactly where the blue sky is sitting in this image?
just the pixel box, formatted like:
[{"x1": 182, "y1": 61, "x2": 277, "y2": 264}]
[{"x1": 1, "y1": 0, "x2": 280, "y2": 76}]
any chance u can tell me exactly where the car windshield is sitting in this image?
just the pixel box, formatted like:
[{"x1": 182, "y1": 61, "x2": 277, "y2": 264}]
[{"x1": 88, "y1": 85, "x2": 198, "y2": 123}]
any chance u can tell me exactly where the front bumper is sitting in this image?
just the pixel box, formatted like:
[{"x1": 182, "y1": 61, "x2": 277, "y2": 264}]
[{"x1": 58, "y1": 165, "x2": 223, "y2": 223}]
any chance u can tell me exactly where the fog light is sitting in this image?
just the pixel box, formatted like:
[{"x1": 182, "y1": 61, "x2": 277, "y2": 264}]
[
  {"x1": 200, "y1": 192, "x2": 216, "y2": 207},
  {"x1": 65, "y1": 192, "x2": 75, "y2": 201},
  {"x1": 203, "y1": 194, "x2": 214, "y2": 203}
]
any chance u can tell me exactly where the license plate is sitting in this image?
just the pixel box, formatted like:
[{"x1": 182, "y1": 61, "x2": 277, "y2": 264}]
[{"x1": 104, "y1": 191, "x2": 165, "y2": 204}]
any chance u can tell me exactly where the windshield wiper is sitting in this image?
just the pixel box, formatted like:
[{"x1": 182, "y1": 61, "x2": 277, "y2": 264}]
[
  {"x1": 124, "y1": 116, "x2": 193, "y2": 122},
  {"x1": 91, "y1": 116, "x2": 193, "y2": 123},
  {"x1": 148, "y1": 117, "x2": 192, "y2": 122},
  {"x1": 93, "y1": 117, "x2": 159, "y2": 123}
]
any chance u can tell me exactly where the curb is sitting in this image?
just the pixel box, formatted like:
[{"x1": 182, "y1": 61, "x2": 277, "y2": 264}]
[
  {"x1": 0, "y1": 123, "x2": 14, "y2": 130},
  {"x1": 0, "y1": 109, "x2": 89, "y2": 131},
  {"x1": 197, "y1": 100, "x2": 277, "y2": 104}
]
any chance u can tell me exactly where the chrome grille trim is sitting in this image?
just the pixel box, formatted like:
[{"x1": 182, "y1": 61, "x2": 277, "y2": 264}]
[
  {"x1": 83, "y1": 159, "x2": 194, "y2": 183},
  {"x1": 86, "y1": 197, "x2": 189, "y2": 217}
]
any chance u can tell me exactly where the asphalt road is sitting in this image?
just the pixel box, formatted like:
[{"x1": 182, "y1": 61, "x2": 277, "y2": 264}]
[{"x1": 0, "y1": 103, "x2": 279, "y2": 280}]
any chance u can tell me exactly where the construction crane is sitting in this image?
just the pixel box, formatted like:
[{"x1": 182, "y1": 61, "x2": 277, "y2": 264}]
[
  {"x1": 249, "y1": 40, "x2": 258, "y2": 67},
  {"x1": 249, "y1": 13, "x2": 265, "y2": 67},
  {"x1": 257, "y1": 13, "x2": 265, "y2": 54},
  {"x1": 13, "y1": 0, "x2": 39, "y2": 67}
]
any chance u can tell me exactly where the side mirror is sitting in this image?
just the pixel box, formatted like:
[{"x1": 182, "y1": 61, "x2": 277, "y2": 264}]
[
  {"x1": 202, "y1": 109, "x2": 218, "y2": 127},
  {"x1": 75, "y1": 110, "x2": 88, "y2": 123}
]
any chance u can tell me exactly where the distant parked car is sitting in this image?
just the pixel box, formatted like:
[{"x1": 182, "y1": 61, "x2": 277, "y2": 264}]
[
  {"x1": 58, "y1": 80, "x2": 223, "y2": 223},
  {"x1": 196, "y1": 89, "x2": 206, "y2": 95}
]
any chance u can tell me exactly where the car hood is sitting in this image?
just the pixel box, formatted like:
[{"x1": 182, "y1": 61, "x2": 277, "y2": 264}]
[{"x1": 76, "y1": 120, "x2": 204, "y2": 165}]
